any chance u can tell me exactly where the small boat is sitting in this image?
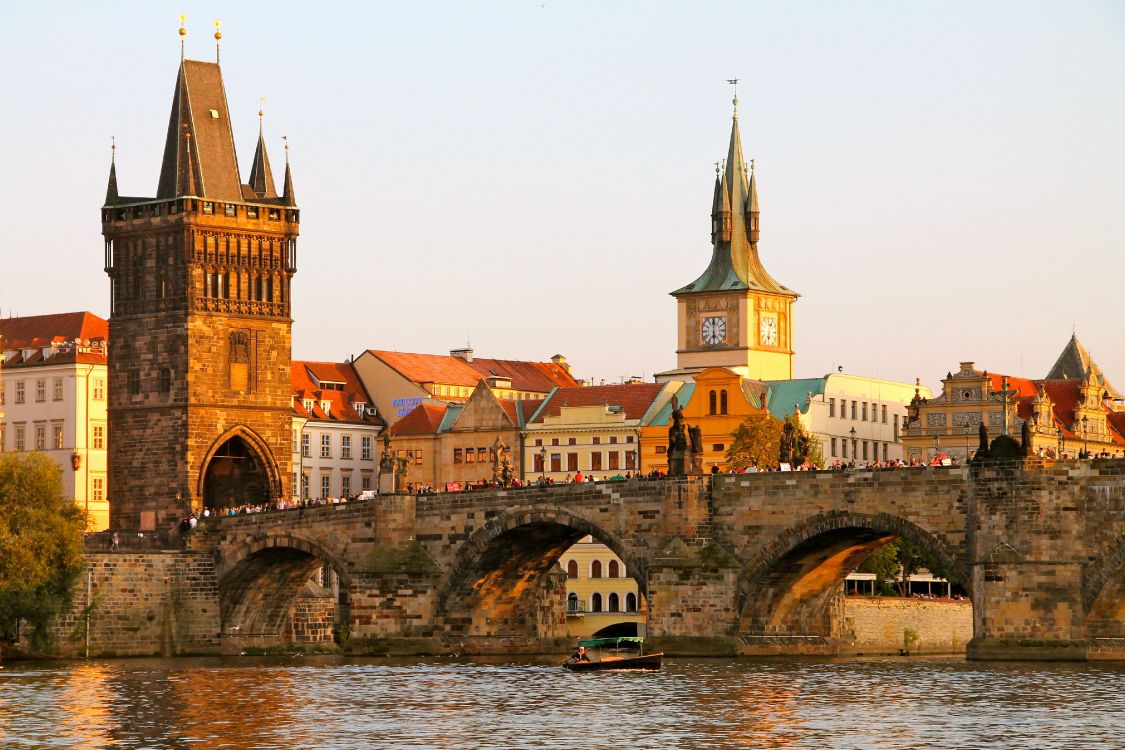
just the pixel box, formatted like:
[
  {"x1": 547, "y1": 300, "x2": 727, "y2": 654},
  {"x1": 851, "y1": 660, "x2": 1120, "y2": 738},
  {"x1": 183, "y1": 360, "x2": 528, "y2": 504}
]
[{"x1": 563, "y1": 637, "x2": 663, "y2": 671}]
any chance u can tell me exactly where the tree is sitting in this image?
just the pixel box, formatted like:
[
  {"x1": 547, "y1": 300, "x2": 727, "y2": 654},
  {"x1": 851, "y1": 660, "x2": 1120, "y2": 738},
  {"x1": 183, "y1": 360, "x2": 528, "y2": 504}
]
[
  {"x1": 0, "y1": 453, "x2": 87, "y2": 651},
  {"x1": 726, "y1": 413, "x2": 784, "y2": 470},
  {"x1": 784, "y1": 412, "x2": 824, "y2": 469},
  {"x1": 857, "y1": 537, "x2": 959, "y2": 596}
]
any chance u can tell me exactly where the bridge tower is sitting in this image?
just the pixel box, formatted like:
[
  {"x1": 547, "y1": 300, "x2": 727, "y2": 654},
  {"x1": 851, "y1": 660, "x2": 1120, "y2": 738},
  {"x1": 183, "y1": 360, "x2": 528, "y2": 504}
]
[{"x1": 102, "y1": 47, "x2": 298, "y2": 530}]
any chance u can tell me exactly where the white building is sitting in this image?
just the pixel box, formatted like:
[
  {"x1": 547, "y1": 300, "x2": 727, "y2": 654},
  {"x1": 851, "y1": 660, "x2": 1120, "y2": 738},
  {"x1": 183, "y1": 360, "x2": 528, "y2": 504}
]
[
  {"x1": 0, "y1": 312, "x2": 110, "y2": 530},
  {"x1": 293, "y1": 361, "x2": 384, "y2": 501},
  {"x1": 766, "y1": 373, "x2": 933, "y2": 465}
]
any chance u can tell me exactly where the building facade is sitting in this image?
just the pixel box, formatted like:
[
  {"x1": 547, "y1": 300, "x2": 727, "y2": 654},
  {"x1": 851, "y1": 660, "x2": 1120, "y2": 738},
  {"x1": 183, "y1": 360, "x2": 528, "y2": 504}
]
[
  {"x1": 0, "y1": 312, "x2": 111, "y2": 530},
  {"x1": 558, "y1": 536, "x2": 645, "y2": 639},
  {"x1": 292, "y1": 361, "x2": 383, "y2": 502},
  {"x1": 102, "y1": 54, "x2": 298, "y2": 529}
]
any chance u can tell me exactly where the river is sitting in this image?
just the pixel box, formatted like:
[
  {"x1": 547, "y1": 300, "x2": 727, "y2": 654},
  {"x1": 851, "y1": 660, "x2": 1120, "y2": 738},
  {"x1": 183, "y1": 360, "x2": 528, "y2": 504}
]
[{"x1": 0, "y1": 655, "x2": 1122, "y2": 749}]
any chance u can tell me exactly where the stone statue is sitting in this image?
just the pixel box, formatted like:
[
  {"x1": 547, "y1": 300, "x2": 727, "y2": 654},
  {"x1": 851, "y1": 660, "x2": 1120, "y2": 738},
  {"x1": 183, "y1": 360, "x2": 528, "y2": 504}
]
[
  {"x1": 688, "y1": 425, "x2": 704, "y2": 474},
  {"x1": 780, "y1": 419, "x2": 795, "y2": 466},
  {"x1": 1020, "y1": 420, "x2": 1032, "y2": 456},
  {"x1": 490, "y1": 437, "x2": 507, "y2": 484},
  {"x1": 667, "y1": 395, "x2": 689, "y2": 476},
  {"x1": 974, "y1": 423, "x2": 991, "y2": 461},
  {"x1": 379, "y1": 433, "x2": 397, "y2": 475}
]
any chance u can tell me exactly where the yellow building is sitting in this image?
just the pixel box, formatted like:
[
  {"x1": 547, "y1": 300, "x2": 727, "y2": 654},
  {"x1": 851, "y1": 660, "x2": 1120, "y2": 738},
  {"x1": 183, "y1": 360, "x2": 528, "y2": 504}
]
[
  {"x1": 661, "y1": 94, "x2": 798, "y2": 382},
  {"x1": 558, "y1": 536, "x2": 645, "y2": 639},
  {"x1": 641, "y1": 368, "x2": 769, "y2": 474},
  {"x1": 905, "y1": 338, "x2": 1125, "y2": 462}
]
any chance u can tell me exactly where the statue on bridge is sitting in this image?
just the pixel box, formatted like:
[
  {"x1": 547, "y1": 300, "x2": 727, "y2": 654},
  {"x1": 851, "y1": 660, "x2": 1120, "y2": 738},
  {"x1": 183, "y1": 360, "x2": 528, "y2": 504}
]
[
  {"x1": 379, "y1": 433, "x2": 410, "y2": 493},
  {"x1": 668, "y1": 395, "x2": 689, "y2": 476},
  {"x1": 491, "y1": 437, "x2": 514, "y2": 487},
  {"x1": 688, "y1": 424, "x2": 704, "y2": 474}
]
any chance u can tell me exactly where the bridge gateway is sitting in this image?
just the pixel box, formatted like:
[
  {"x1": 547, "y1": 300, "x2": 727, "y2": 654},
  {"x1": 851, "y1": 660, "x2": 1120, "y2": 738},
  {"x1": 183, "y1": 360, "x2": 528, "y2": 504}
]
[{"x1": 189, "y1": 457, "x2": 1125, "y2": 661}]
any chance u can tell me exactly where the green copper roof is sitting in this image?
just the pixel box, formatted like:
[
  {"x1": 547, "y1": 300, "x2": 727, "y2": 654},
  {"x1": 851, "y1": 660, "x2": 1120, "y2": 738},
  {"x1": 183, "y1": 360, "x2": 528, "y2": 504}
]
[
  {"x1": 647, "y1": 384, "x2": 695, "y2": 426},
  {"x1": 764, "y1": 377, "x2": 827, "y2": 419}
]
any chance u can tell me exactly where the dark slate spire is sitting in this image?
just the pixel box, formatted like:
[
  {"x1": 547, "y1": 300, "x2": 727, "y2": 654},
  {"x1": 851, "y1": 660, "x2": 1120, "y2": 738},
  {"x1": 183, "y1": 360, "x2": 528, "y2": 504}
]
[
  {"x1": 104, "y1": 138, "x2": 119, "y2": 206},
  {"x1": 156, "y1": 60, "x2": 244, "y2": 201},
  {"x1": 247, "y1": 117, "x2": 278, "y2": 199},
  {"x1": 282, "y1": 157, "x2": 296, "y2": 206}
]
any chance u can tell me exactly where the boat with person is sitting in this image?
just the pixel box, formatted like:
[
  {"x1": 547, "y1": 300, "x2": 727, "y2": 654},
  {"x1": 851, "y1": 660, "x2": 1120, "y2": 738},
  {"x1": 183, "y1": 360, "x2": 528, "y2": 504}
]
[{"x1": 563, "y1": 637, "x2": 663, "y2": 672}]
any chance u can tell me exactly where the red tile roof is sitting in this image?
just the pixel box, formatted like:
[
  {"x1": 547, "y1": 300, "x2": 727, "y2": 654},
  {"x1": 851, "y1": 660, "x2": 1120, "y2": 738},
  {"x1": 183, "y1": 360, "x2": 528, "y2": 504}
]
[
  {"x1": 530, "y1": 383, "x2": 665, "y2": 423},
  {"x1": 292, "y1": 360, "x2": 382, "y2": 426},
  {"x1": 0, "y1": 312, "x2": 108, "y2": 369},
  {"x1": 366, "y1": 350, "x2": 578, "y2": 393},
  {"x1": 388, "y1": 402, "x2": 448, "y2": 437},
  {"x1": 989, "y1": 372, "x2": 1124, "y2": 442}
]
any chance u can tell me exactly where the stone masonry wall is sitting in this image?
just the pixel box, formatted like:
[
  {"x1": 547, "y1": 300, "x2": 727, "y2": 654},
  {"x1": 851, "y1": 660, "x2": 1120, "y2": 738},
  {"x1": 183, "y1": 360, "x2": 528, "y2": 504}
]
[
  {"x1": 52, "y1": 552, "x2": 221, "y2": 657},
  {"x1": 841, "y1": 598, "x2": 973, "y2": 655}
]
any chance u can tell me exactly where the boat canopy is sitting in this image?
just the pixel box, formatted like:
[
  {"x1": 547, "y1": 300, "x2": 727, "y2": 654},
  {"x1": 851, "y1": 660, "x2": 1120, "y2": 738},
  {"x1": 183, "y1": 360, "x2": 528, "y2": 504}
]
[{"x1": 577, "y1": 637, "x2": 645, "y2": 648}]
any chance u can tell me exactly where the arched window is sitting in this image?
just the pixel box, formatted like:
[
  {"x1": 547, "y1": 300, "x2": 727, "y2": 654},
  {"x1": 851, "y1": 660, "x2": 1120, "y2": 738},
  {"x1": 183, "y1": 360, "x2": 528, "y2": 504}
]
[
  {"x1": 591, "y1": 560, "x2": 602, "y2": 579},
  {"x1": 608, "y1": 593, "x2": 620, "y2": 612},
  {"x1": 608, "y1": 560, "x2": 620, "y2": 578},
  {"x1": 567, "y1": 560, "x2": 579, "y2": 579},
  {"x1": 709, "y1": 390, "x2": 717, "y2": 415},
  {"x1": 720, "y1": 389, "x2": 728, "y2": 415},
  {"x1": 626, "y1": 593, "x2": 637, "y2": 612},
  {"x1": 591, "y1": 593, "x2": 603, "y2": 613},
  {"x1": 567, "y1": 592, "x2": 579, "y2": 613}
]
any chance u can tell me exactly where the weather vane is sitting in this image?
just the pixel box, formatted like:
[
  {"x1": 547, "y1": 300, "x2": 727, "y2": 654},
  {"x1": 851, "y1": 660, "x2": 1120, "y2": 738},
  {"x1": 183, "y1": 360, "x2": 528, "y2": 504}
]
[
  {"x1": 179, "y1": 14, "x2": 187, "y2": 59},
  {"x1": 727, "y1": 78, "x2": 739, "y2": 117}
]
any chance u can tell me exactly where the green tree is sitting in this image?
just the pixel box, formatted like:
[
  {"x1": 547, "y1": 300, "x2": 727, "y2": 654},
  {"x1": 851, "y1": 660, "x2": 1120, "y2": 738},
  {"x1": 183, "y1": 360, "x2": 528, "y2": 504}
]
[
  {"x1": 857, "y1": 538, "x2": 958, "y2": 596},
  {"x1": 0, "y1": 453, "x2": 87, "y2": 650},
  {"x1": 726, "y1": 413, "x2": 784, "y2": 470},
  {"x1": 785, "y1": 412, "x2": 825, "y2": 469}
]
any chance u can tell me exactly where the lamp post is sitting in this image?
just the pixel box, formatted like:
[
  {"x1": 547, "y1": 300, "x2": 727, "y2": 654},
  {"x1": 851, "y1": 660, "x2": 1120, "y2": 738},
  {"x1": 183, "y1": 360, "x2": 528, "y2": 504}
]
[
  {"x1": 1056, "y1": 426, "x2": 1064, "y2": 459},
  {"x1": 849, "y1": 427, "x2": 856, "y2": 464},
  {"x1": 539, "y1": 446, "x2": 547, "y2": 481}
]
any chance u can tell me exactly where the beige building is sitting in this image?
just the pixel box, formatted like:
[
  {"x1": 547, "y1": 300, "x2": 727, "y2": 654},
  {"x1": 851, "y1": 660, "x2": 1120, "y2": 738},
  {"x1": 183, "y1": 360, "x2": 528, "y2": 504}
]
[
  {"x1": 904, "y1": 336, "x2": 1125, "y2": 462},
  {"x1": 558, "y1": 536, "x2": 645, "y2": 639},
  {"x1": 292, "y1": 361, "x2": 383, "y2": 501},
  {"x1": 352, "y1": 347, "x2": 578, "y2": 426},
  {"x1": 0, "y1": 312, "x2": 110, "y2": 530}
]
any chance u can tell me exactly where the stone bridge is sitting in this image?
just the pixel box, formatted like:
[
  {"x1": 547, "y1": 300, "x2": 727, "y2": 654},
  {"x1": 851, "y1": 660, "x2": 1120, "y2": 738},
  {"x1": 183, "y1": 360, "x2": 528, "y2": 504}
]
[{"x1": 187, "y1": 458, "x2": 1125, "y2": 660}]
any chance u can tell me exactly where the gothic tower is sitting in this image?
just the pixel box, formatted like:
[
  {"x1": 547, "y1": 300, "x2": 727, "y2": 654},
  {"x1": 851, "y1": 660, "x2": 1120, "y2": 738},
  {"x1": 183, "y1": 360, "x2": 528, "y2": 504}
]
[
  {"x1": 102, "y1": 53, "x2": 298, "y2": 530},
  {"x1": 670, "y1": 94, "x2": 798, "y2": 380}
]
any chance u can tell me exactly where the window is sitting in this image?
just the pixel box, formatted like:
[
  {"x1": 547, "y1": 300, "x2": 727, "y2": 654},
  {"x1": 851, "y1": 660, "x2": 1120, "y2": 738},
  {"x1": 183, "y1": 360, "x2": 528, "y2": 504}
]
[
  {"x1": 720, "y1": 389, "x2": 728, "y2": 415},
  {"x1": 0, "y1": 383, "x2": 4, "y2": 405},
  {"x1": 626, "y1": 435, "x2": 634, "y2": 443},
  {"x1": 591, "y1": 593, "x2": 603, "y2": 613},
  {"x1": 831, "y1": 438, "x2": 837, "y2": 457},
  {"x1": 362, "y1": 435, "x2": 372, "y2": 460},
  {"x1": 625, "y1": 451, "x2": 636, "y2": 470},
  {"x1": 92, "y1": 424, "x2": 105, "y2": 450},
  {"x1": 341, "y1": 435, "x2": 352, "y2": 459},
  {"x1": 341, "y1": 474, "x2": 351, "y2": 497},
  {"x1": 608, "y1": 592, "x2": 621, "y2": 612},
  {"x1": 0, "y1": 424, "x2": 4, "y2": 451},
  {"x1": 533, "y1": 453, "x2": 544, "y2": 473},
  {"x1": 592, "y1": 436, "x2": 601, "y2": 445},
  {"x1": 414, "y1": 450, "x2": 423, "y2": 465},
  {"x1": 362, "y1": 474, "x2": 372, "y2": 491},
  {"x1": 302, "y1": 473, "x2": 310, "y2": 498},
  {"x1": 626, "y1": 592, "x2": 637, "y2": 612},
  {"x1": 534, "y1": 438, "x2": 543, "y2": 446},
  {"x1": 454, "y1": 448, "x2": 463, "y2": 464},
  {"x1": 591, "y1": 452, "x2": 602, "y2": 471},
  {"x1": 53, "y1": 423, "x2": 64, "y2": 450},
  {"x1": 655, "y1": 445, "x2": 667, "y2": 454},
  {"x1": 709, "y1": 390, "x2": 717, "y2": 414},
  {"x1": 321, "y1": 474, "x2": 331, "y2": 498},
  {"x1": 609, "y1": 436, "x2": 618, "y2": 444},
  {"x1": 15, "y1": 425, "x2": 25, "y2": 452},
  {"x1": 567, "y1": 560, "x2": 579, "y2": 578},
  {"x1": 35, "y1": 379, "x2": 46, "y2": 402},
  {"x1": 551, "y1": 438, "x2": 559, "y2": 446},
  {"x1": 851, "y1": 400, "x2": 857, "y2": 420},
  {"x1": 302, "y1": 433, "x2": 310, "y2": 457},
  {"x1": 841, "y1": 439, "x2": 848, "y2": 459},
  {"x1": 53, "y1": 378, "x2": 64, "y2": 401},
  {"x1": 203, "y1": 201, "x2": 214, "y2": 214},
  {"x1": 591, "y1": 560, "x2": 602, "y2": 578},
  {"x1": 829, "y1": 398, "x2": 836, "y2": 417},
  {"x1": 894, "y1": 419, "x2": 900, "y2": 442},
  {"x1": 465, "y1": 448, "x2": 475, "y2": 464},
  {"x1": 862, "y1": 402, "x2": 868, "y2": 421},
  {"x1": 862, "y1": 441, "x2": 869, "y2": 460},
  {"x1": 567, "y1": 453, "x2": 578, "y2": 471},
  {"x1": 35, "y1": 424, "x2": 46, "y2": 450},
  {"x1": 224, "y1": 204, "x2": 236, "y2": 217},
  {"x1": 608, "y1": 560, "x2": 620, "y2": 578},
  {"x1": 568, "y1": 437, "x2": 577, "y2": 446},
  {"x1": 247, "y1": 206, "x2": 259, "y2": 219},
  {"x1": 93, "y1": 378, "x2": 105, "y2": 400},
  {"x1": 92, "y1": 477, "x2": 104, "y2": 503},
  {"x1": 477, "y1": 447, "x2": 487, "y2": 463},
  {"x1": 882, "y1": 404, "x2": 888, "y2": 424},
  {"x1": 159, "y1": 368, "x2": 171, "y2": 394},
  {"x1": 128, "y1": 372, "x2": 140, "y2": 395},
  {"x1": 608, "y1": 451, "x2": 619, "y2": 470},
  {"x1": 550, "y1": 453, "x2": 561, "y2": 472},
  {"x1": 882, "y1": 443, "x2": 888, "y2": 461},
  {"x1": 712, "y1": 444, "x2": 724, "y2": 452},
  {"x1": 320, "y1": 434, "x2": 331, "y2": 458}
]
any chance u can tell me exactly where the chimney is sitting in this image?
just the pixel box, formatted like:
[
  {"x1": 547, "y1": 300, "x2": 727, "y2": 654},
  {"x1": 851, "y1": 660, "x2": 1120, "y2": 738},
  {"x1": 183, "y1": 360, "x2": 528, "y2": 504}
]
[
  {"x1": 551, "y1": 353, "x2": 571, "y2": 374},
  {"x1": 450, "y1": 347, "x2": 473, "y2": 363}
]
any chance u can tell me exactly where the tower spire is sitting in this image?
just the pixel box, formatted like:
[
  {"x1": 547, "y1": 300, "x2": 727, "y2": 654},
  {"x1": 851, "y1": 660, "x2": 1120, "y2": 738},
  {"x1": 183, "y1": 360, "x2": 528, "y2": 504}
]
[
  {"x1": 105, "y1": 136, "x2": 119, "y2": 205},
  {"x1": 282, "y1": 136, "x2": 296, "y2": 205},
  {"x1": 248, "y1": 99, "x2": 278, "y2": 199}
]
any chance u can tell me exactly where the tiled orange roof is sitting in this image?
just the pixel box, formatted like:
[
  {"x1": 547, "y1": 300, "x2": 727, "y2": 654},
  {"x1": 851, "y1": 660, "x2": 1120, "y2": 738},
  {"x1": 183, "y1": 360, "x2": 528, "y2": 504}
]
[
  {"x1": 388, "y1": 402, "x2": 448, "y2": 437},
  {"x1": 0, "y1": 312, "x2": 107, "y2": 349},
  {"x1": 530, "y1": 383, "x2": 665, "y2": 423},
  {"x1": 366, "y1": 350, "x2": 577, "y2": 393},
  {"x1": 1108, "y1": 413, "x2": 1125, "y2": 445},
  {"x1": 292, "y1": 360, "x2": 382, "y2": 426}
]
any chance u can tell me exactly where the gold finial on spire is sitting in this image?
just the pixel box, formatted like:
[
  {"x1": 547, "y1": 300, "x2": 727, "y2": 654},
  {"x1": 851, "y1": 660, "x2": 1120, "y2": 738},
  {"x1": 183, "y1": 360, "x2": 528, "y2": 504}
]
[
  {"x1": 214, "y1": 19, "x2": 222, "y2": 63},
  {"x1": 179, "y1": 14, "x2": 187, "y2": 59},
  {"x1": 258, "y1": 97, "x2": 267, "y2": 133},
  {"x1": 727, "y1": 78, "x2": 739, "y2": 118}
]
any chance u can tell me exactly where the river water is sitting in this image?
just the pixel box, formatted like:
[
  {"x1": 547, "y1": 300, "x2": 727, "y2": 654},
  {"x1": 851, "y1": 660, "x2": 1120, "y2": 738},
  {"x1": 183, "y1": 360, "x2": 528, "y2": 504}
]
[{"x1": 0, "y1": 655, "x2": 1122, "y2": 749}]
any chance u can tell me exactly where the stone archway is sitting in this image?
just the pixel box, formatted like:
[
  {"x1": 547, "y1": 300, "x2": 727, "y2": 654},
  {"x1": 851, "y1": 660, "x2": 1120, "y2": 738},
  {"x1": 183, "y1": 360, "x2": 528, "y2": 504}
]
[
  {"x1": 738, "y1": 511, "x2": 968, "y2": 640},
  {"x1": 434, "y1": 508, "x2": 643, "y2": 641},
  {"x1": 1084, "y1": 533, "x2": 1125, "y2": 639},
  {"x1": 198, "y1": 426, "x2": 281, "y2": 510}
]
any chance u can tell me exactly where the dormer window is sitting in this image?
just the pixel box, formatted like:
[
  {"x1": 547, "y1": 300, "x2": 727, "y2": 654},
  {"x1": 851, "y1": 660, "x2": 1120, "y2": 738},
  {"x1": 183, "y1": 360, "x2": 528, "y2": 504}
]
[
  {"x1": 353, "y1": 402, "x2": 367, "y2": 417},
  {"x1": 303, "y1": 399, "x2": 314, "y2": 413},
  {"x1": 321, "y1": 401, "x2": 331, "y2": 417}
]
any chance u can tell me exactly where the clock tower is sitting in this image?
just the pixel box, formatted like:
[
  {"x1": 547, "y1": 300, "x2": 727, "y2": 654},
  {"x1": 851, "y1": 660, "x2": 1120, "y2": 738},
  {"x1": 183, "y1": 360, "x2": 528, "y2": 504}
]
[{"x1": 670, "y1": 94, "x2": 797, "y2": 380}]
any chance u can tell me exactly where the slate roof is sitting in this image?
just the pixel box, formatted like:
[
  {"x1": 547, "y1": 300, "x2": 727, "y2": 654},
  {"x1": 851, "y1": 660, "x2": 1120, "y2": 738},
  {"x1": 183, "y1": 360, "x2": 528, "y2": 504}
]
[
  {"x1": 1045, "y1": 334, "x2": 1120, "y2": 399},
  {"x1": 529, "y1": 383, "x2": 666, "y2": 423},
  {"x1": 366, "y1": 350, "x2": 578, "y2": 393}
]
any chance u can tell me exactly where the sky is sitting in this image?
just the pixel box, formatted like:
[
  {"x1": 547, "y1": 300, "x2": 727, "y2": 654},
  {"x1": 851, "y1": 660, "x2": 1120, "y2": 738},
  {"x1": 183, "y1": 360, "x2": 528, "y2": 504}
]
[{"x1": 1, "y1": 1, "x2": 1122, "y2": 393}]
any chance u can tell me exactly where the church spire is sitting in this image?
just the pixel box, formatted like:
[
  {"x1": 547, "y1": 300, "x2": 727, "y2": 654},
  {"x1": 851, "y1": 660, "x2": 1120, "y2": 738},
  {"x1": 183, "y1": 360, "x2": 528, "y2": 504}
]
[
  {"x1": 748, "y1": 159, "x2": 760, "y2": 243},
  {"x1": 104, "y1": 137, "x2": 119, "y2": 205},
  {"x1": 281, "y1": 137, "x2": 296, "y2": 206},
  {"x1": 248, "y1": 104, "x2": 278, "y2": 199}
]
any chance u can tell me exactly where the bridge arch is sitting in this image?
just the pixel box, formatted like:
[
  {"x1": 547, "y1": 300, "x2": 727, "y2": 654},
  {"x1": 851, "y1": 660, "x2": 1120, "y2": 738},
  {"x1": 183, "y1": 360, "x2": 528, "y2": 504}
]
[
  {"x1": 434, "y1": 507, "x2": 643, "y2": 639},
  {"x1": 197, "y1": 425, "x2": 282, "y2": 510},
  {"x1": 1084, "y1": 532, "x2": 1125, "y2": 638},
  {"x1": 217, "y1": 532, "x2": 352, "y2": 645},
  {"x1": 738, "y1": 511, "x2": 968, "y2": 639}
]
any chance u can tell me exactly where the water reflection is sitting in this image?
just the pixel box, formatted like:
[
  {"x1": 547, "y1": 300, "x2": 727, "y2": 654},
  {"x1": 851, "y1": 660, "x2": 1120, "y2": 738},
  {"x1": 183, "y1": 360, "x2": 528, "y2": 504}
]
[{"x1": 0, "y1": 656, "x2": 1123, "y2": 749}]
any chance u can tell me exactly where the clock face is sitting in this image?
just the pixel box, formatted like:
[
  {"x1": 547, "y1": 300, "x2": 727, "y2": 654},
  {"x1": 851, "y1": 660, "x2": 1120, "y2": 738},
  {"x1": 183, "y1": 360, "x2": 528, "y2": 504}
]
[
  {"x1": 759, "y1": 315, "x2": 778, "y2": 346},
  {"x1": 701, "y1": 316, "x2": 727, "y2": 346}
]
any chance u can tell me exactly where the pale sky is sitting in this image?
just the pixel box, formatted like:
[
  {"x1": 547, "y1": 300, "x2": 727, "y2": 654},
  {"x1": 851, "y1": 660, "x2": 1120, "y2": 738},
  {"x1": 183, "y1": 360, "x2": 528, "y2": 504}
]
[{"x1": 1, "y1": 1, "x2": 1122, "y2": 393}]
